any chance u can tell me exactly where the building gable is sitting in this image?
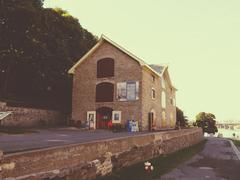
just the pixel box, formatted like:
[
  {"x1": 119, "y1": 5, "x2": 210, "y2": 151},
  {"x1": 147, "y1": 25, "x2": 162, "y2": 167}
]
[{"x1": 68, "y1": 35, "x2": 160, "y2": 77}]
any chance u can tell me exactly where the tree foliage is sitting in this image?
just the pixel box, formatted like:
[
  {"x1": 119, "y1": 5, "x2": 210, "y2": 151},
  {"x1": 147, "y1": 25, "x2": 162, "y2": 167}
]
[
  {"x1": 176, "y1": 107, "x2": 188, "y2": 128},
  {"x1": 194, "y1": 112, "x2": 218, "y2": 134},
  {"x1": 0, "y1": 0, "x2": 97, "y2": 110}
]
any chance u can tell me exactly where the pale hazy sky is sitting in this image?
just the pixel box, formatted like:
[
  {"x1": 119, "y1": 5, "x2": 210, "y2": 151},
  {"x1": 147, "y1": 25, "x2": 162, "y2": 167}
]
[{"x1": 44, "y1": 0, "x2": 240, "y2": 122}]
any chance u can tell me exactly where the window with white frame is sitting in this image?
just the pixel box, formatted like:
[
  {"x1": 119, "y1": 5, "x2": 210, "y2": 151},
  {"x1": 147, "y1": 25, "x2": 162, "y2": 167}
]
[
  {"x1": 161, "y1": 77, "x2": 166, "y2": 89},
  {"x1": 162, "y1": 91, "x2": 166, "y2": 108},
  {"x1": 162, "y1": 111, "x2": 166, "y2": 121},
  {"x1": 116, "y1": 81, "x2": 139, "y2": 101}
]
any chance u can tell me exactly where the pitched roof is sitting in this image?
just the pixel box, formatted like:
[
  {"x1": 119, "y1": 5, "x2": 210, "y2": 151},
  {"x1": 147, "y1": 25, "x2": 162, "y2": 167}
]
[
  {"x1": 68, "y1": 34, "x2": 164, "y2": 76},
  {"x1": 149, "y1": 64, "x2": 166, "y2": 75},
  {"x1": 68, "y1": 34, "x2": 176, "y2": 89}
]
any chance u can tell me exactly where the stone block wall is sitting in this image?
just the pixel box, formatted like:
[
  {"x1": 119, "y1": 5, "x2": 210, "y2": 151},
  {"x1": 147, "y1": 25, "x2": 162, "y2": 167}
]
[
  {"x1": 141, "y1": 67, "x2": 162, "y2": 130},
  {"x1": 0, "y1": 101, "x2": 65, "y2": 127},
  {"x1": 71, "y1": 41, "x2": 142, "y2": 126},
  {"x1": 0, "y1": 150, "x2": 2, "y2": 179},
  {"x1": 0, "y1": 128, "x2": 203, "y2": 179}
]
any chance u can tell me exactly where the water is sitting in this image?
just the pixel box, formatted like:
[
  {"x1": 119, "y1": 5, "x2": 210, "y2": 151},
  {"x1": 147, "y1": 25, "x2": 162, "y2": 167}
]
[{"x1": 217, "y1": 128, "x2": 240, "y2": 140}]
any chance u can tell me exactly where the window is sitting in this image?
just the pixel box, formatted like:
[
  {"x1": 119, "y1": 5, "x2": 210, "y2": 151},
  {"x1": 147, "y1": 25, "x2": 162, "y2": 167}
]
[
  {"x1": 127, "y1": 82, "x2": 137, "y2": 100},
  {"x1": 162, "y1": 111, "x2": 166, "y2": 121},
  {"x1": 170, "y1": 97, "x2": 176, "y2": 106},
  {"x1": 162, "y1": 111, "x2": 167, "y2": 127},
  {"x1": 151, "y1": 88, "x2": 156, "y2": 99},
  {"x1": 151, "y1": 75, "x2": 155, "y2": 82},
  {"x1": 170, "y1": 112, "x2": 175, "y2": 127},
  {"x1": 162, "y1": 91, "x2": 166, "y2": 108},
  {"x1": 116, "y1": 81, "x2": 139, "y2": 101},
  {"x1": 97, "y1": 58, "x2": 114, "y2": 78},
  {"x1": 161, "y1": 77, "x2": 165, "y2": 89},
  {"x1": 96, "y1": 82, "x2": 114, "y2": 102}
]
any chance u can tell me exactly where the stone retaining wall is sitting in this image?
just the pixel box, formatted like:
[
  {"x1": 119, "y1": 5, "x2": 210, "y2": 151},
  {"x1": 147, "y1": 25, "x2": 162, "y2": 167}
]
[
  {"x1": 0, "y1": 150, "x2": 2, "y2": 179},
  {"x1": 0, "y1": 128, "x2": 203, "y2": 179},
  {"x1": 0, "y1": 101, "x2": 65, "y2": 127}
]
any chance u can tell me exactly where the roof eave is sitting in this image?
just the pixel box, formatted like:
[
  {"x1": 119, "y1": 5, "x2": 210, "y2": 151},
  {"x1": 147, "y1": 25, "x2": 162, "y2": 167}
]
[
  {"x1": 68, "y1": 34, "x2": 163, "y2": 77},
  {"x1": 68, "y1": 37, "x2": 103, "y2": 74}
]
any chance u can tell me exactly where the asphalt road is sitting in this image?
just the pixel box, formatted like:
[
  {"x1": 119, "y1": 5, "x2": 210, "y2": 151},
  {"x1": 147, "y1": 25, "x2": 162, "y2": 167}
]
[
  {"x1": 0, "y1": 128, "x2": 148, "y2": 153},
  {"x1": 161, "y1": 138, "x2": 240, "y2": 180}
]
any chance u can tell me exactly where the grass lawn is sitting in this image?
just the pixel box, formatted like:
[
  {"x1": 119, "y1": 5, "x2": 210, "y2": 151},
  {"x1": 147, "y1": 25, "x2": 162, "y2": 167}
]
[
  {"x1": 0, "y1": 127, "x2": 38, "y2": 134},
  {"x1": 98, "y1": 140, "x2": 207, "y2": 180},
  {"x1": 232, "y1": 139, "x2": 240, "y2": 147}
]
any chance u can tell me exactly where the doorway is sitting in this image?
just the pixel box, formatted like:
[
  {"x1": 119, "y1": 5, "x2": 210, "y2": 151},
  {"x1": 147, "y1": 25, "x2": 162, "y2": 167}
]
[{"x1": 96, "y1": 107, "x2": 113, "y2": 129}]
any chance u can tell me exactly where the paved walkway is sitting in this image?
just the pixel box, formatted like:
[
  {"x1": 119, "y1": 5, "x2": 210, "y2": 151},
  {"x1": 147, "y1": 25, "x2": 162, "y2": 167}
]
[
  {"x1": 161, "y1": 138, "x2": 240, "y2": 180},
  {"x1": 0, "y1": 128, "x2": 149, "y2": 153}
]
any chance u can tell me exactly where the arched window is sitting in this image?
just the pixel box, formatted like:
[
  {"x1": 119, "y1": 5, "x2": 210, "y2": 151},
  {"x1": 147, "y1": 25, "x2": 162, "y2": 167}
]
[
  {"x1": 162, "y1": 111, "x2": 167, "y2": 128},
  {"x1": 162, "y1": 91, "x2": 166, "y2": 108},
  {"x1": 161, "y1": 77, "x2": 166, "y2": 88},
  {"x1": 162, "y1": 111, "x2": 166, "y2": 121},
  {"x1": 97, "y1": 58, "x2": 114, "y2": 78},
  {"x1": 96, "y1": 82, "x2": 114, "y2": 102},
  {"x1": 170, "y1": 112, "x2": 175, "y2": 127}
]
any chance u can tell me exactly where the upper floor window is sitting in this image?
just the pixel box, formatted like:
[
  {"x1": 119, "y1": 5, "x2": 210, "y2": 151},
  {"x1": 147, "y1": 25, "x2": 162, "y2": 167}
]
[
  {"x1": 96, "y1": 82, "x2": 114, "y2": 102},
  {"x1": 151, "y1": 75, "x2": 155, "y2": 82},
  {"x1": 170, "y1": 97, "x2": 176, "y2": 106},
  {"x1": 97, "y1": 58, "x2": 114, "y2": 78},
  {"x1": 162, "y1": 91, "x2": 166, "y2": 108},
  {"x1": 161, "y1": 77, "x2": 166, "y2": 89},
  {"x1": 151, "y1": 88, "x2": 156, "y2": 99},
  {"x1": 116, "y1": 81, "x2": 139, "y2": 101}
]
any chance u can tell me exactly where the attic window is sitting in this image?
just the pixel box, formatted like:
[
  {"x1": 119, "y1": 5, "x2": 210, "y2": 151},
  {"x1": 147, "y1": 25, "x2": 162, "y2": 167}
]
[
  {"x1": 97, "y1": 58, "x2": 114, "y2": 78},
  {"x1": 151, "y1": 75, "x2": 155, "y2": 82}
]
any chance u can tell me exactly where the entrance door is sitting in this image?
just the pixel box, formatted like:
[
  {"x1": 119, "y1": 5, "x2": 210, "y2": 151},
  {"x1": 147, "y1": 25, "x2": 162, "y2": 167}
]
[
  {"x1": 148, "y1": 112, "x2": 154, "y2": 131},
  {"x1": 96, "y1": 107, "x2": 113, "y2": 129}
]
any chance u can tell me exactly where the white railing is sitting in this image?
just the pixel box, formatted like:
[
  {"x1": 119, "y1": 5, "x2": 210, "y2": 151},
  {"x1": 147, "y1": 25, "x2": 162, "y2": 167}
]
[{"x1": 0, "y1": 111, "x2": 12, "y2": 121}]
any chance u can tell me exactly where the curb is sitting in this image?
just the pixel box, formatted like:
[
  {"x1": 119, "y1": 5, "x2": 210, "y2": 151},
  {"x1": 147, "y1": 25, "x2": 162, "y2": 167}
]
[{"x1": 229, "y1": 140, "x2": 240, "y2": 160}]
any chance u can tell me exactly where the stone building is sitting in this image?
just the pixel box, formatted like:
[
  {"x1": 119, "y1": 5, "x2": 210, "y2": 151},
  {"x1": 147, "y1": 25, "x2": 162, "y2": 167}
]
[{"x1": 68, "y1": 35, "x2": 177, "y2": 131}]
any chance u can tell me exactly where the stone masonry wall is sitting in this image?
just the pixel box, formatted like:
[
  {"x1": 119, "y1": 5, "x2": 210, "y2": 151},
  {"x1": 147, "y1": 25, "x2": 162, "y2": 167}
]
[
  {"x1": 141, "y1": 68, "x2": 162, "y2": 130},
  {"x1": 72, "y1": 40, "x2": 142, "y2": 127},
  {"x1": 0, "y1": 128, "x2": 203, "y2": 179},
  {"x1": 0, "y1": 150, "x2": 2, "y2": 179},
  {"x1": 141, "y1": 68, "x2": 176, "y2": 131},
  {"x1": 163, "y1": 71, "x2": 177, "y2": 128},
  {"x1": 0, "y1": 101, "x2": 65, "y2": 127}
]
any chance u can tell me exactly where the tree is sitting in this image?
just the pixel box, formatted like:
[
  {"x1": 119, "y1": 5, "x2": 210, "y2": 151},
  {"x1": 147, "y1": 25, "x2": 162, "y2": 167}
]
[
  {"x1": 176, "y1": 107, "x2": 188, "y2": 128},
  {"x1": 194, "y1": 112, "x2": 218, "y2": 134},
  {"x1": 0, "y1": 0, "x2": 97, "y2": 111}
]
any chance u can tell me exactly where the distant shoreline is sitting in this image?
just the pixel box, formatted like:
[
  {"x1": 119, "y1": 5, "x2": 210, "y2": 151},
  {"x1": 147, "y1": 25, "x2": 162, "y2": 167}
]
[{"x1": 217, "y1": 129, "x2": 240, "y2": 140}]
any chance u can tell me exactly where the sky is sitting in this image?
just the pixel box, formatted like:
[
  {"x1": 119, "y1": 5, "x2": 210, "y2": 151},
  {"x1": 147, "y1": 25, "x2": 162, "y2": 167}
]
[{"x1": 44, "y1": 0, "x2": 240, "y2": 123}]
